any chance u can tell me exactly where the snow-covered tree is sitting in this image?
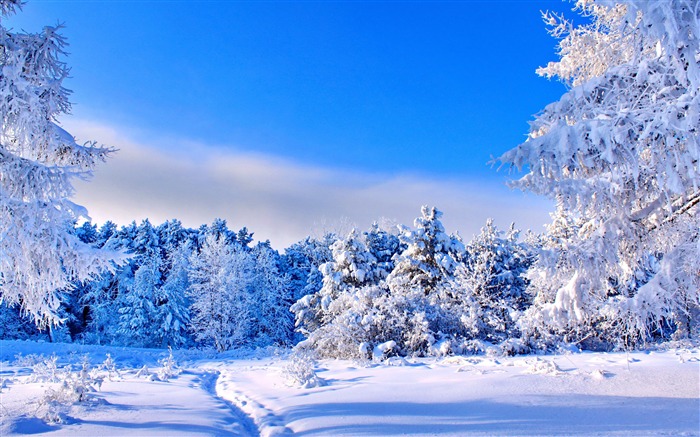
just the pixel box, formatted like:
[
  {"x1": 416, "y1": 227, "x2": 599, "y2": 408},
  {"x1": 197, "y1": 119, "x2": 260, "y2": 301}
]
[
  {"x1": 75, "y1": 222, "x2": 98, "y2": 245},
  {"x1": 188, "y1": 234, "x2": 253, "y2": 351},
  {"x1": 79, "y1": 222, "x2": 137, "y2": 345},
  {"x1": 447, "y1": 220, "x2": 535, "y2": 345},
  {"x1": 0, "y1": 302, "x2": 45, "y2": 340},
  {"x1": 250, "y1": 242, "x2": 293, "y2": 346},
  {"x1": 388, "y1": 207, "x2": 464, "y2": 298},
  {"x1": 499, "y1": 0, "x2": 700, "y2": 347},
  {"x1": 155, "y1": 240, "x2": 192, "y2": 348},
  {"x1": 114, "y1": 220, "x2": 163, "y2": 346},
  {"x1": 0, "y1": 0, "x2": 122, "y2": 326},
  {"x1": 297, "y1": 207, "x2": 467, "y2": 358},
  {"x1": 156, "y1": 219, "x2": 191, "y2": 257},
  {"x1": 283, "y1": 234, "x2": 335, "y2": 302},
  {"x1": 364, "y1": 222, "x2": 403, "y2": 280},
  {"x1": 95, "y1": 221, "x2": 117, "y2": 247},
  {"x1": 376, "y1": 207, "x2": 464, "y2": 354},
  {"x1": 117, "y1": 254, "x2": 160, "y2": 347},
  {"x1": 292, "y1": 229, "x2": 381, "y2": 339}
]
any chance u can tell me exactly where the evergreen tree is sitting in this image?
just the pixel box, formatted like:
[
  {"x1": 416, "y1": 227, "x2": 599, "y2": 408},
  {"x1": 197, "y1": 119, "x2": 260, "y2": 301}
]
[
  {"x1": 236, "y1": 227, "x2": 254, "y2": 249},
  {"x1": 448, "y1": 220, "x2": 535, "y2": 345},
  {"x1": 250, "y1": 242, "x2": 293, "y2": 346},
  {"x1": 292, "y1": 229, "x2": 380, "y2": 337},
  {"x1": 283, "y1": 234, "x2": 335, "y2": 302},
  {"x1": 75, "y1": 222, "x2": 98, "y2": 245},
  {"x1": 117, "y1": 254, "x2": 160, "y2": 347},
  {"x1": 156, "y1": 219, "x2": 191, "y2": 256},
  {"x1": 364, "y1": 223, "x2": 403, "y2": 280},
  {"x1": 292, "y1": 228, "x2": 390, "y2": 358},
  {"x1": 388, "y1": 207, "x2": 464, "y2": 299},
  {"x1": 155, "y1": 241, "x2": 193, "y2": 348},
  {"x1": 295, "y1": 208, "x2": 468, "y2": 358},
  {"x1": 96, "y1": 221, "x2": 118, "y2": 247},
  {"x1": 383, "y1": 206, "x2": 465, "y2": 354},
  {"x1": 0, "y1": 304, "x2": 45, "y2": 340},
  {"x1": 114, "y1": 220, "x2": 163, "y2": 346}
]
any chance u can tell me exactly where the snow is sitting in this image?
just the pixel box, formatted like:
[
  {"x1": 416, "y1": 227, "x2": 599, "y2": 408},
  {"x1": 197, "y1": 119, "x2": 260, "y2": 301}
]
[
  {"x1": 1, "y1": 340, "x2": 698, "y2": 436},
  {"x1": 219, "y1": 352, "x2": 699, "y2": 436}
]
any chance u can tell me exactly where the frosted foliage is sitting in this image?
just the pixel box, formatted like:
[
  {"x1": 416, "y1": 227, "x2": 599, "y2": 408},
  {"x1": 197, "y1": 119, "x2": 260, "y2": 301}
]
[
  {"x1": 187, "y1": 234, "x2": 252, "y2": 352},
  {"x1": 500, "y1": 0, "x2": 700, "y2": 347},
  {"x1": 538, "y1": 1, "x2": 639, "y2": 87},
  {"x1": 117, "y1": 257, "x2": 160, "y2": 347},
  {"x1": 291, "y1": 229, "x2": 379, "y2": 337},
  {"x1": 251, "y1": 243, "x2": 293, "y2": 346},
  {"x1": 448, "y1": 220, "x2": 534, "y2": 343},
  {"x1": 156, "y1": 241, "x2": 192, "y2": 348},
  {"x1": 387, "y1": 206, "x2": 464, "y2": 299},
  {"x1": 296, "y1": 207, "x2": 476, "y2": 358},
  {"x1": 364, "y1": 223, "x2": 402, "y2": 279},
  {"x1": 0, "y1": 2, "x2": 121, "y2": 326}
]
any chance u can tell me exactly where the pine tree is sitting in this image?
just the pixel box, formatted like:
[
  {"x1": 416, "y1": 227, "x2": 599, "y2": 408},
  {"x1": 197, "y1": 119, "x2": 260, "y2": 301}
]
[
  {"x1": 364, "y1": 223, "x2": 403, "y2": 280},
  {"x1": 0, "y1": 0, "x2": 122, "y2": 326},
  {"x1": 382, "y1": 206, "x2": 465, "y2": 354},
  {"x1": 96, "y1": 221, "x2": 118, "y2": 247},
  {"x1": 118, "y1": 254, "x2": 160, "y2": 347},
  {"x1": 156, "y1": 219, "x2": 191, "y2": 257},
  {"x1": 75, "y1": 222, "x2": 98, "y2": 245},
  {"x1": 308, "y1": 230, "x2": 379, "y2": 328},
  {"x1": 291, "y1": 229, "x2": 380, "y2": 339},
  {"x1": 114, "y1": 220, "x2": 163, "y2": 346},
  {"x1": 283, "y1": 234, "x2": 335, "y2": 302},
  {"x1": 388, "y1": 207, "x2": 464, "y2": 299},
  {"x1": 297, "y1": 207, "x2": 466, "y2": 358},
  {"x1": 155, "y1": 241, "x2": 192, "y2": 348},
  {"x1": 449, "y1": 220, "x2": 534, "y2": 345}
]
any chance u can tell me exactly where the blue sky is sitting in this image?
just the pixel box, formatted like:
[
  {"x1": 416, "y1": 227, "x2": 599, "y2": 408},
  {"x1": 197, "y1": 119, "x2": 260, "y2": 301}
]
[{"x1": 7, "y1": 1, "x2": 571, "y2": 247}]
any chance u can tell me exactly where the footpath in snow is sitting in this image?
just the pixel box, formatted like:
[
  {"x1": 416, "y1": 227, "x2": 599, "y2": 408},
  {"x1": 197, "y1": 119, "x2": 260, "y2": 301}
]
[
  {"x1": 1, "y1": 340, "x2": 698, "y2": 436},
  {"x1": 211, "y1": 348, "x2": 700, "y2": 436},
  {"x1": 0, "y1": 341, "x2": 254, "y2": 435}
]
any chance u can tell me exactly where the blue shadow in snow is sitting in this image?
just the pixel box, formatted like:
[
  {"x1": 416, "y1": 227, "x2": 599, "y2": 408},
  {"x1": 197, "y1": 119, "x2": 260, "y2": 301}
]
[{"x1": 283, "y1": 395, "x2": 700, "y2": 436}]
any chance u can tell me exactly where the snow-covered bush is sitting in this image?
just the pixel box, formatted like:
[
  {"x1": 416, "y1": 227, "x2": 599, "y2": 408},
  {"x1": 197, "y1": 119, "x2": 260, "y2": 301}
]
[
  {"x1": 282, "y1": 351, "x2": 325, "y2": 389},
  {"x1": 157, "y1": 347, "x2": 181, "y2": 381},
  {"x1": 99, "y1": 353, "x2": 120, "y2": 381},
  {"x1": 31, "y1": 355, "x2": 60, "y2": 383},
  {"x1": 33, "y1": 358, "x2": 101, "y2": 423},
  {"x1": 13, "y1": 353, "x2": 46, "y2": 368}
]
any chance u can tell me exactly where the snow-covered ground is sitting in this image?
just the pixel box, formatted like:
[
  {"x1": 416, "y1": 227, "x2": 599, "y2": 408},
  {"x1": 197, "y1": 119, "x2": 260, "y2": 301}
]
[{"x1": 1, "y1": 340, "x2": 698, "y2": 436}]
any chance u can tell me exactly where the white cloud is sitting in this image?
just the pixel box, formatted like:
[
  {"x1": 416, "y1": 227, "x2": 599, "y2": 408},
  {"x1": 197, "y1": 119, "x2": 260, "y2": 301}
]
[{"x1": 66, "y1": 118, "x2": 553, "y2": 249}]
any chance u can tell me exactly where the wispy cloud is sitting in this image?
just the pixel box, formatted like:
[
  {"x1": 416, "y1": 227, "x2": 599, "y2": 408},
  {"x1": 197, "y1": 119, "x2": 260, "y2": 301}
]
[{"x1": 66, "y1": 119, "x2": 552, "y2": 248}]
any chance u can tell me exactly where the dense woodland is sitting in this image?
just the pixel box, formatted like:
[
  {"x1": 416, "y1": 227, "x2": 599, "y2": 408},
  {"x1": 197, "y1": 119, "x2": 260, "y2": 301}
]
[
  {"x1": 1, "y1": 0, "x2": 698, "y2": 358},
  {"x1": 1, "y1": 205, "x2": 695, "y2": 357}
]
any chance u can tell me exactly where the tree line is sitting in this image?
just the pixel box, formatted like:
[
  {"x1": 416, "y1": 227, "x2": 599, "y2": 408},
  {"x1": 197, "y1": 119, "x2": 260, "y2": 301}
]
[
  {"x1": 2, "y1": 204, "x2": 694, "y2": 356},
  {"x1": 1, "y1": 0, "x2": 697, "y2": 357}
]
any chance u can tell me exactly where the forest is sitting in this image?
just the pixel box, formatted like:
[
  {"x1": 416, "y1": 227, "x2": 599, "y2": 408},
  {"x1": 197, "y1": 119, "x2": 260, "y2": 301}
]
[
  {"x1": 0, "y1": 0, "x2": 698, "y2": 359},
  {"x1": 1, "y1": 204, "x2": 695, "y2": 359}
]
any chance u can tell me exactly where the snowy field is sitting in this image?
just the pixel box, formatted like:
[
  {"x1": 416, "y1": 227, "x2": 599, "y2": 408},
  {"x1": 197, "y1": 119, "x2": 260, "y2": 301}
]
[{"x1": 1, "y1": 340, "x2": 698, "y2": 436}]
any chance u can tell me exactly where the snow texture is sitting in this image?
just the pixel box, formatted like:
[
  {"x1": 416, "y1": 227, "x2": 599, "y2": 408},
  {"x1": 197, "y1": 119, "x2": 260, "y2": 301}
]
[{"x1": 0, "y1": 340, "x2": 698, "y2": 436}]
